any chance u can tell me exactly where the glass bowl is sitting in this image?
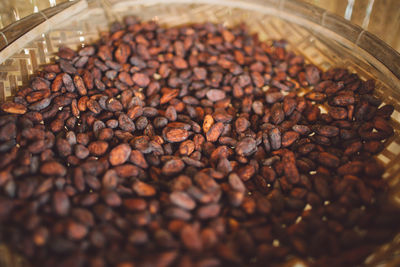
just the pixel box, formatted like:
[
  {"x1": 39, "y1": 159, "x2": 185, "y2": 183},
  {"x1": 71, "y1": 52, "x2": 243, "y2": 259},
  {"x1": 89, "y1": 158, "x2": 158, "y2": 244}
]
[{"x1": 0, "y1": 0, "x2": 399, "y2": 266}]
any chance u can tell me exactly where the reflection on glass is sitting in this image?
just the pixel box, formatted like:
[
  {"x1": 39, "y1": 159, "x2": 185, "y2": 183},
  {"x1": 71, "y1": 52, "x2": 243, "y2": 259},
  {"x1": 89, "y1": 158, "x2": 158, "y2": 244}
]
[
  {"x1": 0, "y1": 0, "x2": 70, "y2": 30},
  {"x1": 303, "y1": 0, "x2": 400, "y2": 52}
]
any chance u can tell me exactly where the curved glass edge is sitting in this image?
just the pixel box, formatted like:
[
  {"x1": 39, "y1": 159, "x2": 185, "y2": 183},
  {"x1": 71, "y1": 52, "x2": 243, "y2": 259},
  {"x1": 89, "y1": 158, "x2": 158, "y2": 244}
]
[
  {"x1": 0, "y1": 1, "x2": 81, "y2": 52},
  {"x1": 0, "y1": 0, "x2": 87, "y2": 65},
  {"x1": 1, "y1": 0, "x2": 399, "y2": 87},
  {"x1": 358, "y1": 30, "x2": 400, "y2": 81}
]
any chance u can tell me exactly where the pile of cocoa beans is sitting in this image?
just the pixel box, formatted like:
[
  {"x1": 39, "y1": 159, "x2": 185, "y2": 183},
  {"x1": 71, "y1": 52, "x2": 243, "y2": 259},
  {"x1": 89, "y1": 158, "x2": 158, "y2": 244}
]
[{"x1": 0, "y1": 17, "x2": 398, "y2": 267}]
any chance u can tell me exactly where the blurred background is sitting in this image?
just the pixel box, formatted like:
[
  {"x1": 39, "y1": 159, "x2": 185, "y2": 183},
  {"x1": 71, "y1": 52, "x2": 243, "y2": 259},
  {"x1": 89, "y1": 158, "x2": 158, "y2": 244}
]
[{"x1": 0, "y1": 0, "x2": 399, "y2": 52}]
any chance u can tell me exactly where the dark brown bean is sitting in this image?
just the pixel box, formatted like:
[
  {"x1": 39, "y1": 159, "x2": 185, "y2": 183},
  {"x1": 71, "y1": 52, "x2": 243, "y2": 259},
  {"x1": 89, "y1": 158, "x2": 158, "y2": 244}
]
[
  {"x1": 162, "y1": 159, "x2": 185, "y2": 176},
  {"x1": 269, "y1": 128, "x2": 281, "y2": 150},
  {"x1": 236, "y1": 137, "x2": 257, "y2": 156},
  {"x1": 206, "y1": 122, "x2": 224, "y2": 142},
  {"x1": 129, "y1": 150, "x2": 148, "y2": 169},
  {"x1": 163, "y1": 128, "x2": 190, "y2": 143},
  {"x1": 170, "y1": 191, "x2": 196, "y2": 210},
  {"x1": 179, "y1": 140, "x2": 195, "y2": 156},
  {"x1": 206, "y1": 89, "x2": 226, "y2": 102},
  {"x1": 74, "y1": 75, "x2": 87, "y2": 95},
  {"x1": 173, "y1": 57, "x2": 188, "y2": 69},
  {"x1": 87, "y1": 99, "x2": 101, "y2": 114},
  {"x1": 118, "y1": 114, "x2": 135, "y2": 132},
  {"x1": 329, "y1": 106, "x2": 348, "y2": 120},
  {"x1": 333, "y1": 95, "x2": 355, "y2": 106},
  {"x1": 305, "y1": 65, "x2": 320, "y2": 85},
  {"x1": 271, "y1": 103, "x2": 285, "y2": 124},
  {"x1": 281, "y1": 131, "x2": 299, "y2": 147},
  {"x1": 282, "y1": 151, "x2": 300, "y2": 184},
  {"x1": 88, "y1": 141, "x2": 109, "y2": 156},
  {"x1": 318, "y1": 152, "x2": 340, "y2": 168},
  {"x1": 316, "y1": 125, "x2": 339, "y2": 137},
  {"x1": 235, "y1": 117, "x2": 250, "y2": 133},
  {"x1": 29, "y1": 97, "x2": 51, "y2": 111},
  {"x1": 266, "y1": 92, "x2": 284, "y2": 104},
  {"x1": 132, "y1": 73, "x2": 150, "y2": 87},
  {"x1": 109, "y1": 144, "x2": 131, "y2": 166},
  {"x1": 53, "y1": 191, "x2": 70, "y2": 216},
  {"x1": 41, "y1": 161, "x2": 67, "y2": 176},
  {"x1": 67, "y1": 221, "x2": 88, "y2": 240},
  {"x1": 197, "y1": 204, "x2": 220, "y2": 219},
  {"x1": 132, "y1": 181, "x2": 156, "y2": 197}
]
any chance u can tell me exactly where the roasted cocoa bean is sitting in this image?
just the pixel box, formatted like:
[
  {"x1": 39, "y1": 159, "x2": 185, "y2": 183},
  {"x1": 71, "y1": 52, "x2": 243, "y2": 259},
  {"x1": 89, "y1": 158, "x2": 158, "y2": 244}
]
[{"x1": 109, "y1": 144, "x2": 131, "y2": 166}]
